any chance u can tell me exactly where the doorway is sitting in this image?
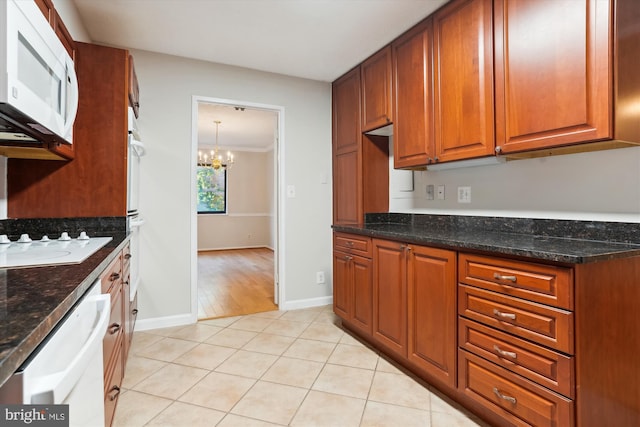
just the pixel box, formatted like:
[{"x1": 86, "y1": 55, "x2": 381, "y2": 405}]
[{"x1": 191, "y1": 96, "x2": 284, "y2": 321}]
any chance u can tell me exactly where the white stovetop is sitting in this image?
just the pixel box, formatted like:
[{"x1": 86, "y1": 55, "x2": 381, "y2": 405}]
[{"x1": 0, "y1": 237, "x2": 113, "y2": 268}]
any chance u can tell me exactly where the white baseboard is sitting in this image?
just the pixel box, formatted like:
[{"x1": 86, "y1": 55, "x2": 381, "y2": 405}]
[
  {"x1": 135, "y1": 313, "x2": 195, "y2": 332},
  {"x1": 197, "y1": 245, "x2": 270, "y2": 252},
  {"x1": 280, "y1": 295, "x2": 333, "y2": 311}
]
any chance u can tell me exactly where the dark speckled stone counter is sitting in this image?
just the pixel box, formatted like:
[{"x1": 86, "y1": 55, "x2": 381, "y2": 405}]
[
  {"x1": 333, "y1": 214, "x2": 640, "y2": 264},
  {"x1": 0, "y1": 217, "x2": 129, "y2": 389}
]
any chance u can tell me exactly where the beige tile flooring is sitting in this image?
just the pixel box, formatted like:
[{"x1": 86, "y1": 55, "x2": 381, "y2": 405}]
[{"x1": 115, "y1": 306, "x2": 491, "y2": 427}]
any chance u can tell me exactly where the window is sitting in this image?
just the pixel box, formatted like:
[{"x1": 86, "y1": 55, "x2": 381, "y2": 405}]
[{"x1": 197, "y1": 166, "x2": 226, "y2": 214}]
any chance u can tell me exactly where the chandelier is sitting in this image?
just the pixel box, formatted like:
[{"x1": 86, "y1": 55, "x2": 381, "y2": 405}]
[{"x1": 198, "y1": 120, "x2": 234, "y2": 170}]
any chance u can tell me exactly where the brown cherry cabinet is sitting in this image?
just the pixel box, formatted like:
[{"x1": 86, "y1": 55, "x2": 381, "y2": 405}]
[
  {"x1": 8, "y1": 42, "x2": 137, "y2": 218},
  {"x1": 361, "y1": 46, "x2": 393, "y2": 132},
  {"x1": 494, "y1": 0, "x2": 609, "y2": 154},
  {"x1": 433, "y1": 0, "x2": 495, "y2": 162},
  {"x1": 392, "y1": 19, "x2": 435, "y2": 168},
  {"x1": 333, "y1": 233, "x2": 373, "y2": 336},
  {"x1": 332, "y1": 68, "x2": 389, "y2": 226},
  {"x1": 369, "y1": 238, "x2": 457, "y2": 387}
]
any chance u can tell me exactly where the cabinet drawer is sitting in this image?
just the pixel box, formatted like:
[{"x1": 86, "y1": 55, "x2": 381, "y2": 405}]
[
  {"x1": 104, "y1": 337, "x2": 123, "y2": 427},
  {"x1": 334, "y1": 232, "x2": 372, "y2": 257},
  {"x1": 459, "y1": 253, "x2": 573, "y2": 310},
  {"x1": 459, "y1": 350, "x2": 573, "y2": 427},
  {"x1": 101, "y1": 254, "x2": 123, "y2": 294},
  {"x1": 459, "y1": 318, "x2": 574, "y2": 398},
  {"x1": 459, "y1": 285, "x2": 573, "y2": 354}
]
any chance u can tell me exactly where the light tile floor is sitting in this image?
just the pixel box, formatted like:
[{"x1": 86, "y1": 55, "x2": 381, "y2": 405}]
[{"x1": 114, "y1": 305, "x2": 491, "y2": 427}]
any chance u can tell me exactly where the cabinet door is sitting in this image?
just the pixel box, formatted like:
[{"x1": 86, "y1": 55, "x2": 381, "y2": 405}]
[
  {"x1": 494, "y1": 0, "x2": 611, "y2": 153},
  {"x1": 333, "y1": 150, "x2": 362, "y2": 225},
  {"x1": 333, "y1": 250, "x2": 352, "y2": 320},
  {"x1": 433, "y1": 0, "x2": 495, "y2": 162},
  {"x1": 333, "y1": 68, "x2": 361, "y2": 155},
  {"x1": 128, "y1": 55, "x2": 140, "y2": 117},
  {"x1": 392, "y1": 19, "x2": 435, "y2": 168},
  {"x1": 351, "y1": 254, "x2": 373, "y2": 336},
  {"x1": 361, "y1": 46, "x2": 393, "y2": 132},
  {"x1": 373, "y1": 239, "x2": 407, "y2": 357},
  {"x1": 407, "y1": 246, "x2": 457, "y2": 388}
]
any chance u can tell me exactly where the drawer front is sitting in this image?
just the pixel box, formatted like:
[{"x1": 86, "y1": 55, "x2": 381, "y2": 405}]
[
  {"x1": 459, "y1": 318, "x2": 574, "y2": 398},
  {"x1": 459, "y1": 253, "x2": 573, "y2": 310},
  {"x1": 334, "y1": 232, "x2": 372, "y2": 257},
  {"x1": 104, "y1": 337, "x2": 123, "y2": 427},
  {"x1": 101, "y1": 254, "x2": 123, "y2": 294},
  {"x1": 459, "y1": 285, "x2": 573, "y2": 354},
  {"x1": 459, "y1": 351, "x2": 573, "y2": 427},
  {"x1": 103, "y1": 285, "x2": 123, "y2": 368}
]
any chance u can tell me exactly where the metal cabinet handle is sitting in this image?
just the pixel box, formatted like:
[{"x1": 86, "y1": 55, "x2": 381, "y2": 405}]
[
  {"x1": 109, "y1": 272, "x2": 120, "y2": 281},
  {"x1": 344, "y1": 255, "x2": 353, "y2": 261},
  {"x1": 124, "y1": 253, "x2": 132, "y2": 260},
  {"x1": 108, "y1": 323, "x2": 121, "y2": 334},
  {"x1": 495, "y1": 146, "x2": 502, "y2": 154},
  {"x1": 108, "y1": 385, "x2": 121, "y2": 401},
  {"x1": 132, "y1": 309, "x2": 139, "y2": 315},
  {"x1": 493, "y1": 309, "x2": 516, "y2": 320},
  {"x1": 493, "y1": 387, "x2": 516, "y2": 404},
  {"x1": 493, "y1": 345, "x2": 517, "y2": 359},
  {"x1": 493, "y1": 273, "x2": 517, "y2": 283},
  {"x1": 346, "y1": 241, "x2": 354, "y2": 246}
]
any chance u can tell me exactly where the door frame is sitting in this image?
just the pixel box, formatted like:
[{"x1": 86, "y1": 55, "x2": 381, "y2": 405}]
[{"x1": 190, "y1": 95, "x2": 285, "y2": 321}]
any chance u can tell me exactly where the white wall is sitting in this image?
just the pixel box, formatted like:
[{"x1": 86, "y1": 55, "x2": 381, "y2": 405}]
[
  {"x1": 52, "y1": 0, "x2": 91, "y2": 42},
  {"x1": 198, "y1": 150, "x2": 274, "y2": 250},
  {"x1": 389, "y1": 143, "x2": 640, "y2": 222},
  {"x1": 134, "y1": 50, "x2": 333, "y2": 322}
]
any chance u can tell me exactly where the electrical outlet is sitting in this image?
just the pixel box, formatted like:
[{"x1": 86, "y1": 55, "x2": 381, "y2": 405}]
[
  {"x1": 437, "y1": 185, "x2": 445, "y2": 200},
  {"x1": 426, "y1": 184, "x2": 434, "y2": 200},
  {"x1": 457, "y1": 186, "x2": 471, "y2": 203},
  {"x1": 316, "y1": 271, "x2": 325, "y2": 284}
]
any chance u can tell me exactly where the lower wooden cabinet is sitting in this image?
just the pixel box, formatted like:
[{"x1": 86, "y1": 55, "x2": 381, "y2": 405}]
[
  {"x1": 100, "y1": 244, "x2": 132, "y2": 427},
  {"x1": 333, "y1": 233, "x2": 373, "y2": 336}
]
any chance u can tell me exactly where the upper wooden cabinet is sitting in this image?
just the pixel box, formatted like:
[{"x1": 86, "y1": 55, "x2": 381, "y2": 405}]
[
  {"x1": 392, "y1": 19, "x2": 435, "y2": 169},
  {"x1": 333, "y1": 68, "x2": 361, "y2": 156},
  {"x1": 34, "y1": 0, "x2": 54, "y2": 22},
  {"x1": 494, "y1": 0, "x2": 611, "y2": 154},
  {"x1": 361, "y1": 46, "x2": 393, "y2": 132},
  {"x1": 34, "y1": 0, "x2": 76, "y2": 59},
  {"x1": 433, "y1": 0, "x2": 495, "y2": 162}
]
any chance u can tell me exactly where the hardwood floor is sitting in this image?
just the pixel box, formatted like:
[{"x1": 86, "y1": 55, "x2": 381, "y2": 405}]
[{"x1": 197, "y1": 248, "x2": 277, "y2": 319}]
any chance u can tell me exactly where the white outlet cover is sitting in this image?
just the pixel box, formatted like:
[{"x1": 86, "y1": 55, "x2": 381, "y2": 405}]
[
  {"x1": 286, "y1": 185, "x2": 296, "y2": 198},
  {"x1": 457, "y1": 186, "x2": 471, "y2": 203}
]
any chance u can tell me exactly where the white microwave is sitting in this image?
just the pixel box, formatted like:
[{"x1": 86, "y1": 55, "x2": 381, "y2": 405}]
[{"x1": 0, "y1": 0, "x2": 78, "y2": 148}]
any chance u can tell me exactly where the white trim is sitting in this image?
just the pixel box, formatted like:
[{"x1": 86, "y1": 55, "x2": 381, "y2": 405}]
[
  {"x1": 198, "y1": 245, "x2": 271, "y2": 252},
  {"x1": 279, "y1": 296, "x2": 333, "y2": 311},
  {"x1": 198, "y1": 212, "x2": 272, "y2": 217},
  {"x1": 191, "y1": 95, "x2": 285, "y2": 322},
  {"x1": 199, "y1": 144, "x2": 274, "y2": 153},
  {"x1": 135, "y1": 313, "x2": 194, "y2": 331}
]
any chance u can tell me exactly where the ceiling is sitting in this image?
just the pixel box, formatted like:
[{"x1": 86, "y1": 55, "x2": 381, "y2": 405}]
[
  {"x1": 71, "y1": 0, "x2": 449, "y2": 150},
  {"x1": 72, "y1": 0, "x2": 449, "y2": 83}
]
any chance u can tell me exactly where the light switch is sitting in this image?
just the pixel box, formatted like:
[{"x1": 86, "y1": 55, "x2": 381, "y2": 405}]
[
  {"x1": 287, "y1": 185, "x2": 296, "y2": 198},
  {"x1": 320, "y1": 172, "x2": 328, "y2": 184}
]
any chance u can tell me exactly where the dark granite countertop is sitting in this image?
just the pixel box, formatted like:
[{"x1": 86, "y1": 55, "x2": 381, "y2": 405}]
[
  {"x1": 0, "y1": 233, "x2": 130, "y2": 389},
  {"x1": 333, "y1": 214, "x2": 640, "y2": 264}
]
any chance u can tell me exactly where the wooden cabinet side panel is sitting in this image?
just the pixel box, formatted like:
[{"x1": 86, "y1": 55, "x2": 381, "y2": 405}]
[
  {"x1": 574, "y1": 257, "x2": 640, "y2": 427},
  {"x1": 392, "y1": 20, "x2": 434, "y2": 168},
  {"x1": 494, "y1": 0, "x2": 612, "y2": 152},
  {"x1": 372, "y1": 239, "x2": 407, "y2": 357},
  {"x1": 362, "y1": 134, "x2": 389, "y2": 216},
  {"x1": 433, "y1": 0, "x2": 495, "y2": 162},
  {"x1": 407, "y1": 246, "x2": 457, "y2": 387},
  {"x1": 8, "y1": 42, "x2": 129, "y2": 218}
]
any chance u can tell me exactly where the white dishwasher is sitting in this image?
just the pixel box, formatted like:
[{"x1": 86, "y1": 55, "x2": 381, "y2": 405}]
[{"x1": 0, "y1": 279, "x2": 110, "y2": 426}]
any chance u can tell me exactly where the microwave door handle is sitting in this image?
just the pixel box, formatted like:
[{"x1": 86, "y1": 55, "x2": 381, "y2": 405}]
[{"x1": 62, "y1": 58, "x2": 79, "y2": 139}]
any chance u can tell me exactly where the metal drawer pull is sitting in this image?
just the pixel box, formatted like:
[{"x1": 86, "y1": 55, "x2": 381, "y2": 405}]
[
  {"x1": 493, "y1": 345, "x2": 517, "y2": 359},
  {"x1": 108, "y1": 385, "x2": 121, "y2": 401},
  {"x1": 109, "y1": 272, "x2": 120, "y2": 281},
  {"x1": 493, "y1": 309, "x2": 516, "y2": 320},
  {"x1": 346, "y1": 241, "x2": 354, "y2": 246},
  {"x1": 108, "y1": 323, "x2": 121, "y2": 334},
  {"x1": 344, "y1": 255, "x2": 353, "y2": 261},
  {"x1": 493, "y1": 273, "x2": 517, "y2": 283},
  {"x1": 493, "y1": 387, "x2": 517, "y2": 404}
]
